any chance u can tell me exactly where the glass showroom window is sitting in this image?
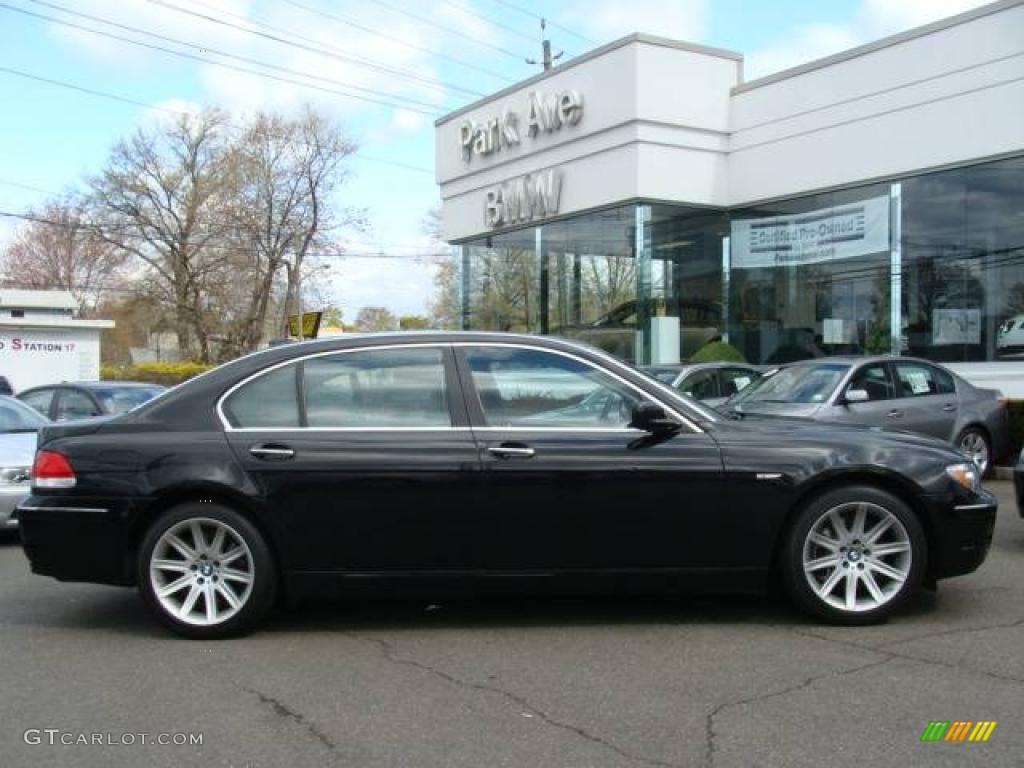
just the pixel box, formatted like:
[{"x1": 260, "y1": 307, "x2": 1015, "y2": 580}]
[
  {"x1": 902, "y1": 156, "x2": 1024, "y2": 363},
  {"x1": 457, "y1": 203, "x2": 726, "y2": 365},
  {"x1": 727, "y1": 183, "x2": 893, "y2": 365}
]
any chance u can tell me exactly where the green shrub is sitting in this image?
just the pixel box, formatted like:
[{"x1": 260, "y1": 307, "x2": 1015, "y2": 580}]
[
  {"x1": 690, "y1": 340, "x2": 746, "y2": 363},
  {"x1": 101, "y1": 361, "x2": 215, "y2": 386}
]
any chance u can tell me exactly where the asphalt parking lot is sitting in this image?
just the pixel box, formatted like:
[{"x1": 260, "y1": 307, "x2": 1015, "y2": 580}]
[{"x1": 0, "y1": 484, "x2": 1021, "y2": 768}]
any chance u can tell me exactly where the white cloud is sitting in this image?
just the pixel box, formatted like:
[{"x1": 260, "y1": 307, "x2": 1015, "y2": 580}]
[
  {"x1": 860, "y1": 0, "x2": 994, "y2": 35},
  {"x1": 559, "y1": 0, "x2": 708, "y2": 46},
  {"x1": 744, "y1": 0, "x2": 994, "y2": 79},
  {"x1": 745, "y1": 23, "x2": 861, "y2": 81}
]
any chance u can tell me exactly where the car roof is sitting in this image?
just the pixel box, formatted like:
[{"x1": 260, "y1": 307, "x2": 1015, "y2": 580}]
[
  {"x1": 778, "y1": 355, "x2": 950, "y2": 367},
  {"x1": 23, "y1": 381, "x2": 166, "y2": 391}
]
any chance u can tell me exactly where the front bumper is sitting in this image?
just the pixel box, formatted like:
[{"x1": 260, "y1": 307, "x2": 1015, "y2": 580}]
[
  {"x1": 925, "y1": 487, "x2": 997, "y2": 579},
  {"x1": 16, "y1": 496, "x2": 141, "y2": 586},
  {"x1": 0, "y1": 486, "x2": 28, "y2": 529}
]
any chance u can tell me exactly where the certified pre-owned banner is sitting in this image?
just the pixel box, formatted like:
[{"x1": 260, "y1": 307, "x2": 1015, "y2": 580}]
[{"x1": 731, "y1": 195, "x2": 890, "y2": 270}]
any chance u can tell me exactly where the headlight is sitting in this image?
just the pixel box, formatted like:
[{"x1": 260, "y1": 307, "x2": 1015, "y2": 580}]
[
  {"x1": 946, "y1": 462, "x2": 981, "y2": 492},
  {"x1": 0, "y1": 467, "x2": 31, "y2": 487}
]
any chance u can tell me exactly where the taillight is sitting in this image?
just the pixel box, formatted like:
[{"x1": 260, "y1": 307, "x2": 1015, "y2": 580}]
[{"x1": 31, "y1": 450, "x2": 77, "y2": 489}]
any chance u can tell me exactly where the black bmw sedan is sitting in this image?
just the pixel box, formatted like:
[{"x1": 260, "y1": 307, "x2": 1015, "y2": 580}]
[{"x1": 17, "y1": 333, "x2": 996, "y2": 638}]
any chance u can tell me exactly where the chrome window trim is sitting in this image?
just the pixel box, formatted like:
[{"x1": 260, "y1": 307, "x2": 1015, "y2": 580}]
[{"x1": 216, "y1": 341, "x2": 703, "y2": 434}]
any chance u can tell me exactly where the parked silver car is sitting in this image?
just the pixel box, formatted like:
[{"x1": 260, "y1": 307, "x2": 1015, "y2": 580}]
[
  {"x1": 0, "y1": 396, "x2": 47, "y2": 529},
  {"x1": 643, "y1": 363, "x2": 763, "y2": 408},
  {"x1": 723, "y1": 356, "x2": 1009, "y2": 475}
]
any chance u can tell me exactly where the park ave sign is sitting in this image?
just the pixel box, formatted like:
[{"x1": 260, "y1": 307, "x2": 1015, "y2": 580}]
[
  {"x1": 460, "y1": 90, "x2": 582, "y2": 229},
  {"x1": 459, "y1": 90, "x2": 584, "y2": 162}
]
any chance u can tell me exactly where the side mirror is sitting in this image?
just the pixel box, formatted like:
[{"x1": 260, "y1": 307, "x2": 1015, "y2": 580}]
[
  {"x1": 844, "y1": 388, "x2": 869, "y2": 404},
  {"x1": 630, "y1": 401, "x2": 681, "y2": 434}
]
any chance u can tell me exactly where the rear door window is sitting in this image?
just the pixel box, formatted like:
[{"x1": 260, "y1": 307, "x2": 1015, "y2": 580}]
[
  {"x1": 20, "y1": 388, "x2": 55, "y2": 417},
  {"x1": 303, "y1": 348, "x2": 451, "y2": 428},
  {"x1": 894, "y1": 363, "x2": 943, "y2": 398},
  {"x1": 223, "y1": 365, "x2": 300, "y2": 428}
]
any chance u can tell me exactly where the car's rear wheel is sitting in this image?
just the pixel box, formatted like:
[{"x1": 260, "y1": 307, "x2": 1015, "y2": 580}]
[
  {"x1": 781, "y1": 486, "x2": 926, "y2": 624},
  {"x1": 138, "y1": 502, "x2": 276, "y2": 638},
  {"x1": 956, "y1": 427, "x2": 991, "y2": 477}
]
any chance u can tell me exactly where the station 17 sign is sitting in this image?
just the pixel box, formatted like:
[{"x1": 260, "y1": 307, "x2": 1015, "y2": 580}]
[{"x1": 0, "y1": 337, "x2": 76, "y2": 352}]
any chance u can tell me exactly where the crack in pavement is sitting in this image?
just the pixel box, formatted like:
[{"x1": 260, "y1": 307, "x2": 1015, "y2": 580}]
[
  {"x1": 788, "y1": 623, "x2": 1024, "y2": 686},
  {"x1": 703, "y1": 656, "x2": 892, "y2": 768},
  {"x1": 347, "y1": 632, "x2": 683, "y2": 768},
  {"x1": 238, "y1": 682, "x2": 339, "y2": 755}
]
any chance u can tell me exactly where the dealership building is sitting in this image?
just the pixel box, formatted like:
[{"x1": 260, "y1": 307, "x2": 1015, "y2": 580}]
[{"x1": 435, "y1": 0, "x2": 1024, "y2": 386}]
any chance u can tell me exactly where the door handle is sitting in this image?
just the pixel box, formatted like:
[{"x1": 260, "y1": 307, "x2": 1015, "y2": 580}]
[
  {"x1": 249, "y1": 444, "x2": 295, "y2": 460},
  {"x1": 887, "y1": 410, "x2": 903, "y2": 419},
  {"x1": 942, "y1": 403, "x2": 956, "y2": 412},
  {"x1": 487, "y1": 445, "x2": 535, "y2": 459}
]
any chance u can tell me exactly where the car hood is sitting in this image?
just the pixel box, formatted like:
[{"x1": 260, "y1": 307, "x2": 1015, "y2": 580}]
[
  {"x1": 707, "y1": 411, "x2": 964, "y2": 460},
  {"x1": 0, "y1": 431, "x2": 38, "y2": 467}
]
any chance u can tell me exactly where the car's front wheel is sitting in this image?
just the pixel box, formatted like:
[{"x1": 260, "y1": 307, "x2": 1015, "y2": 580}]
[
  {"x1": 781, "y1": 486, "x2": 926, "y2": 624},
  {"x1": 137, "y1": 502, "x2": 276, "y2": 638},
  {"x1": 956, "y1": 427, "x2": 991, "y2": 477}
]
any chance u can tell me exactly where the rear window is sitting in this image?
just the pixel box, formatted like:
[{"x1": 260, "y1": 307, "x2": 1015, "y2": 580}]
[{"x1": 93, "y1": 387, "x2": 166, "y2": 415}]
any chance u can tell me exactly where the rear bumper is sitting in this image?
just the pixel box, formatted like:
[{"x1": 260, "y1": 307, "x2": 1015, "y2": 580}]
[
  {"x1": 16, "y1": 496, "x2": 140, "y2": 586},
  {"x1": 924, "y1": 489, "x2": 997, "y2": 579}
]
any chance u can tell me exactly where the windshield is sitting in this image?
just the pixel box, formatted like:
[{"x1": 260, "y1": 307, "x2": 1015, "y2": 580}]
[
  {"x1": 732, "y1": 363, "x2": 850, "y2": 405},
  {"x1": 93, "y1": 387, "x2": 166, "y2": 415}
]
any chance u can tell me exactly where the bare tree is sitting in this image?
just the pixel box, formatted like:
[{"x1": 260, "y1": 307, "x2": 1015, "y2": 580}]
[
  {"x1": 279, "y1": 108, "x2": 362, "y2": 334},
  {"x1": 88, "y1": 109, "x2": 232, "y2": 361},
  {"x1": 0, "y1": 196, "x2": 127, "y2": 315},
  {"x1": 355, "y1": 306, "x2": 397, "y2": 331},
  {"x1": 218, "y1": 109, "x2": 357, "y2": 354},
  {"x1": 424, "y1": 206, "x2": 460, "y2": 329}
]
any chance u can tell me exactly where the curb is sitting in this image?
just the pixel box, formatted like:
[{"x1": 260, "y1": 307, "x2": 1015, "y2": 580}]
[{"x1": 994, "y1": 466, "x2": 1014, "y2": 481}]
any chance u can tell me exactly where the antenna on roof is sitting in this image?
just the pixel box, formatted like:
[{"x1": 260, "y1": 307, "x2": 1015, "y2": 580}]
[{"x1": 525, "y1": 19, "x2": 563, "y2": 71}]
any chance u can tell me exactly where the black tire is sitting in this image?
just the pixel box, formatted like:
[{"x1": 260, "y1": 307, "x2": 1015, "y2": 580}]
[
  {"x1": 137, "y1": 502, "x2": 277, "y2": 639},
  {"x1": 780, "y1": 485, "x2": 926, "y2": 625},
  {"x1": 955, "y1": 426, "x2": 991, "y2": 478}
]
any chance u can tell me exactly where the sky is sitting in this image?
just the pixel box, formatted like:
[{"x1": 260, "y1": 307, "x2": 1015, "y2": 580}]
[{"x1": 0, "y1": 0, "x2": 997, "y2": 319}]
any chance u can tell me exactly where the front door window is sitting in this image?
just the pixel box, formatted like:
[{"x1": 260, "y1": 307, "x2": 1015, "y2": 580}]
[{"x1": 464, "y1": 346, "x2": 643, "y2": 429}]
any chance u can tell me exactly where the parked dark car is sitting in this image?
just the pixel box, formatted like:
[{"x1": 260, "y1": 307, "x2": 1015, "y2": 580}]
[
  {"x1": 644, "y1": 363, "x2": 763, "y2": 407},
  {"x1": 18, "y1": 334, "x2": 995, "y2": 638},
  {"x1": 724, "y1": 356, "x2": 1009, "y2": 475},
  {"x1": 18, "y1": 382, "x2": 166, "y2": 422}
]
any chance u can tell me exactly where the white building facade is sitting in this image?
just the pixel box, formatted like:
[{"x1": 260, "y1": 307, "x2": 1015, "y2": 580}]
[
  {"x1": 0, "y1": 290, "x2": 114, "y2": 392},
  {"x1": 436, "y1": 0, "x2": 1024, "y2": 387}
]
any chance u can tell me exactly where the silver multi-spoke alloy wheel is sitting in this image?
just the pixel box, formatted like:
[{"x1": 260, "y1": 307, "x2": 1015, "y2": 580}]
[
  {"x1": 149, "y1": 517, "x2": 255, "y2": 627},
  {"x1": 958, "y1": 430, "x2": 990, "y2": 476},
  {"x1": 802, "y1": 501, "x2": 912, "y2": 614}
]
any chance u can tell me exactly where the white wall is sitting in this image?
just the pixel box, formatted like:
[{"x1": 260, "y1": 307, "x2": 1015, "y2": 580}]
[{"x1": 0, "y1": 327, "x2": 103, "y2": 392}]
